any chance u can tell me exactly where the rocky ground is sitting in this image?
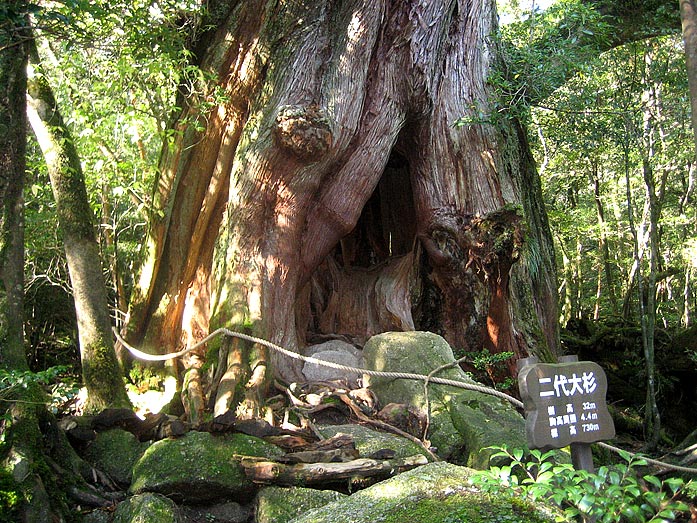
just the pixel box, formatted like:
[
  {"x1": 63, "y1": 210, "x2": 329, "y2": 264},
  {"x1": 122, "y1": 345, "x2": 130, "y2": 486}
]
[{"x1": 58, "y1": 331, "x2": 559, "y2": 523}]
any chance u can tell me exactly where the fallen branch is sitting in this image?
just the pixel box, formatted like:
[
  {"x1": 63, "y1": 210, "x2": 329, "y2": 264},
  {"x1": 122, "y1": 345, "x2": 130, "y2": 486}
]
[
  {"x1": 241, "y1": 454, "x2": 428, "y2": 486},
  {"x1": 337, "y1": 393, "x2": 439, "y2": 462}
]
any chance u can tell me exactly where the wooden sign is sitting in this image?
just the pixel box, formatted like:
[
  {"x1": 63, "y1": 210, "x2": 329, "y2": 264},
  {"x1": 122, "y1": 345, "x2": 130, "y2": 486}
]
[{"x1": 518, "y1": 360, "x2": 615, "y2": 450}]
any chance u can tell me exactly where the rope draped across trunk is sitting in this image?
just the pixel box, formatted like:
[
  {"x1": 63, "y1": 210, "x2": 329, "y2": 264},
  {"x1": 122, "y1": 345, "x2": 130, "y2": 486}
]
[{"x1": 113, "y1": 327, "x2": 697, "y2": 474}]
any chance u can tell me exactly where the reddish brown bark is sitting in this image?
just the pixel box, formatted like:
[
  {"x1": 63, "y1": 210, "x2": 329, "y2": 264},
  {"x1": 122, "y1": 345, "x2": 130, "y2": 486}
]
[{"x1": 125, "y1": 0, "x2": 561, "y2": 391}]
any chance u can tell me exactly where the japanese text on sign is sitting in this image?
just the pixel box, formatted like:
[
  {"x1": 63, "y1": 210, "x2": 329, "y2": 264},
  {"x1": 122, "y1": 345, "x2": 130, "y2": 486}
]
[
  {"x1": 518, "y1": 360, "x2": 615, "y2": 449},
  {"x1": 538, "y1": 371, "x2": 597, "y2": 398}
]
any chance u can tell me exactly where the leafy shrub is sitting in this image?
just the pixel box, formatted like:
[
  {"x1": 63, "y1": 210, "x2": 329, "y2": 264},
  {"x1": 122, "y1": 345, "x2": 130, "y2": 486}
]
[
  {"x1": 469, "y1": 446, "x2": 691, "y2": 522},
  {"x1": 457, "y1": 349, "x2": 516, "y2": 391},
  {"x1": 0, "y1": 365, "x2": 76, "y2": 428},
  {"x1": 0, "y1": 469, "x2": 21, "y2": 523}
]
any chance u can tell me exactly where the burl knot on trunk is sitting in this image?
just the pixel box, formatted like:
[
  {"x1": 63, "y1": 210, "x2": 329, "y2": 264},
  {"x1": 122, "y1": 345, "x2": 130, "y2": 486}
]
[{"x1": 274, "y1": 104, "x2": 333, "y2": 161}]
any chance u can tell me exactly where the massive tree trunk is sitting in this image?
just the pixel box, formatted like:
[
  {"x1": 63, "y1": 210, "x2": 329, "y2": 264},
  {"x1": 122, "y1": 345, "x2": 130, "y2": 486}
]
[
  {"x1": 124, "y1": 0, "x2": 560, "y2": 391},
  {"x1": 27, "y1": 45, "x2": 132, "y2": 413}
]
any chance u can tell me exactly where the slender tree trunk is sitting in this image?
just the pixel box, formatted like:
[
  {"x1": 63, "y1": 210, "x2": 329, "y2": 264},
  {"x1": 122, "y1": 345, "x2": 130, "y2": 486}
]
[
  {"x1": 681, "y1": 0, "x2": 697, "y2": 157},
  {"x1": 641, "y1": 158, "x2": 661, "y2": 449},
  {"x1": 685, "y1": 266, "x2": 694, "y2": 326},
  {"x1": 678, "y1": 2, "x2": 697, "y2": 327},
  {"x1": 26, "y1": 45, "x2": 131, "y2": 412},
  {"x1": 639, "y1": 64, "x2": 662, "y2": 448},
  {"x1": 591, "y1": 161, "x2": 617, "y2": 315},
  {"x1": 0, "y1": 7, "x2": 55, "y2": 520},
  {"x1": 557, "y1": 237, "x2": 574, "y2": 325}
]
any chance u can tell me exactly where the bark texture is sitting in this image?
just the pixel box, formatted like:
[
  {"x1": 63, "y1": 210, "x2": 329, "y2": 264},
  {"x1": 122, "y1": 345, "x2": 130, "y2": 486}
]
[
  {"x1": 0, "y1": 3, "x2": 28, "y2": 373},
  {"x1": 125, "y1": 0, "x2": 560, "y2": 388},
  {"x1": 27, "y1": 50, "x2": 131, "y2": 412},
  {"x1": 681, "y1": 0, "x2": 697, "y2": 156},
  {"x1": 0, "y1": 7, "x2": 55, "y2": 520}
]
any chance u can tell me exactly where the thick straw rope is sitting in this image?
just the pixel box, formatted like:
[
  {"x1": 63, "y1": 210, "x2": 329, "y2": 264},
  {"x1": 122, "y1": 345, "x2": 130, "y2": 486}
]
[{"x1": 114, "y1": 327, "x2": 697, "y2": 474}]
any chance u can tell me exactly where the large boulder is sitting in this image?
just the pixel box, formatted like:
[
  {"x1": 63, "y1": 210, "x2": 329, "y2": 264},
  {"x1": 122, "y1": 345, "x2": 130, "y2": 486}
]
[
  {"x1": 112, "y1": 493, "x2": 182, "y2": 523},
  {"x1": 256, "y1": 486, "x2": 346, "y2": 523},
  {"x1": 362, "y1": 331, "x2": 526, "y2": 467},
  {"x1": 83, "y1": 429, "x2": 150, "y2": 487},
  {"x1": 129, "y1": 430, "x2": 283, "y2": 503},
  {"x1": 289, "y1": 462, "x2": 557, "y2": 523}
]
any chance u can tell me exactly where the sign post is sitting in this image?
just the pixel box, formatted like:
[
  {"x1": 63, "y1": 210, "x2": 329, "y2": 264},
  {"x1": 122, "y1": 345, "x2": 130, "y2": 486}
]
[{"x1": 517, "y1": 355, "x2": 615, "y2": 473}]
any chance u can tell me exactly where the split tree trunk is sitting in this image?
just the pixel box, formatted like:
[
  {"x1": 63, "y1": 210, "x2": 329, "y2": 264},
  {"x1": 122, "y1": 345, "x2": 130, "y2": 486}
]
[{"x1": 124, "y1": 0, "x2": 560, "y2": 393}]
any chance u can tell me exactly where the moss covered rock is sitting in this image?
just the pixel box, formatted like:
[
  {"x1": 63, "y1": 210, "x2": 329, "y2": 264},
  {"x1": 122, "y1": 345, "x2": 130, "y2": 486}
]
[
  {"x1": 363, "y1": 331, "x2": 526, "y2": 467},
  {"x1": 289, "y1": 462, "x2": 556, "y2": 523},
  {"x1": 256, "y1": 486, "x2": 346, "y2": 523},
  {"x1": 129, "y1": 430, "x2": 282, "y2": 502},
  {"x1": 83, "y1": 429, "x2": 150, "y2": 487},
  {"x1": 318, "y1": 424, "x2": 430, "y2": 460},
  {"x1": 113, "y1": 493, "x2": 182, "y2": 523}
]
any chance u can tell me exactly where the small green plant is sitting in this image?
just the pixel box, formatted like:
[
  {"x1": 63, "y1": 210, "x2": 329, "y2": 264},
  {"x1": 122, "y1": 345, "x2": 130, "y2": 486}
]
[
  {"x1": 469, "y1": 445, "x2": 691, "y2": 522},
  {"x1": 457, "y1": 350, "x2": 516, "y2": 391},
  {"x1": 0, "y1": 365, "x2": 71, "y2": 410}
]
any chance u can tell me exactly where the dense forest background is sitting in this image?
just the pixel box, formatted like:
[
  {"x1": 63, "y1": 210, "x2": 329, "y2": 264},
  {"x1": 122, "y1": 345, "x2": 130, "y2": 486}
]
[
  {"x1": 3, "y1": 0, "x2": 697, "y2": 520},
  {"x1": 7, "y1": 0, "x2": 697, "y2": 440}
]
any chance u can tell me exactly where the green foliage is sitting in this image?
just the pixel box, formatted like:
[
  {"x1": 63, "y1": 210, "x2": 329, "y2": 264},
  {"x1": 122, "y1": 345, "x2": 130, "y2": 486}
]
[
  {"x1": 126, "y1": 362, "x2": 166, "y2": 393},
  {"x1": 457, "y1": 0, "x2": 613, "y2": 127},
  {"x1": 0, "y1": 365, "x2": 68, "y2": 399},
  {"x1": 489, "y1": 2, "x2": 694, "y2": 329},
  {"x1": 0, "y1": 469, "x2": 21, "y2": 523},
  {"x1": 470, "y1": 446, "x2": 692, "y2": 522},
  {"x1": 531, "y1": 33, "x2": 694, "y2": 326},
  {"x1": 23, "y1": 0, "x2": 212, "y2": 366},
  {"x1": 0, "y1": 365, "x2": 76, "y2": 421},
  {"x1": 458, "y1": 350, "x2": 516, "y2": 391}
]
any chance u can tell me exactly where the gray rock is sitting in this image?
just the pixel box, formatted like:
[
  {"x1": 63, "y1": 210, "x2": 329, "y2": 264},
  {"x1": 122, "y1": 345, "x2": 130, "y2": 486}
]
[
  {"x1": 289, "y1": 461, "x2": 557, "y2": 523},
  {"x1": 113, "y1": 493, "x2": 183, "y2": 523},
  {"x1": 305, "y1": 340, "x2": 361, "y2": 358},
  {"x1": 129, "y1": 430, "x2": 283, "y2": 503},
  {"x1": 180, "y1": 501, "x2": 250, "y2": 523},
  {"x1": 302, "y1": 344, "x2": 364, "y2": 386},
  {"x1": 318, "y1": 424, "x2": 431, "y2": 460},
  {"x1": 362, "y1": 331, "x2": 526, "y2": 467},
  {"x1": 256, "y1": 486, "x2": 346, "y2": 523},
  {"x1": 81, "y1": 509, "x2": 112, "y2": 523}
]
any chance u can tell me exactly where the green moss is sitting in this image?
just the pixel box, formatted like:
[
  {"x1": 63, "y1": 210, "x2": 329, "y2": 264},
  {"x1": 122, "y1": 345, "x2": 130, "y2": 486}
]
[
  {"x1": 84, "y1": 429, "x2": 149, "y2": 486},
  {"x1": 256, "y1": 486, "x2": 345, "y2": 523},
  {"x1": 113, "y1": 493, "x2": 181, "y2": 523},
  {"x1": 381, "y1": 492, "x2": 553, "y2": 523},
  {"x1": 290, "y1": 462, "x2": 556, "y2": 523},
  {"x1": 363, "y1": 332, "x2": 526, "y2": 464},
  {"x1": 82, "y1": 339, "x2": 132, "y2": 412},
  {"x1": 130, "y1": 431, "x2": 283, "y2": 502}
]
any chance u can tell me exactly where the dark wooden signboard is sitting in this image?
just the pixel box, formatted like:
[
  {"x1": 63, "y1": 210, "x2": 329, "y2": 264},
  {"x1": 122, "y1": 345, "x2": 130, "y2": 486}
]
[{"x1": 518, "y1": 360, "x2": 615, "y2": 450}]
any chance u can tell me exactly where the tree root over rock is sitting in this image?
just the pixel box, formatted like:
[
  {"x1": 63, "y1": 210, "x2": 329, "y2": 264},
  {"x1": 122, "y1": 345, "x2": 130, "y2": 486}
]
[{"x1": 241, "y1": 454, "x2": 429, "y2": 486}]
